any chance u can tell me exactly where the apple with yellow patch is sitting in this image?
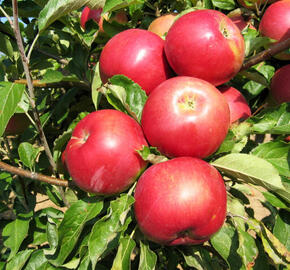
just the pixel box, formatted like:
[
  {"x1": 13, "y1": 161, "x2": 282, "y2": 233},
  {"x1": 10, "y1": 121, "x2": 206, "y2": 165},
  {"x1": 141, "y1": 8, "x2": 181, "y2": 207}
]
[{"x1": 164, "y1": 10, "x2": 245, "y2": 86}]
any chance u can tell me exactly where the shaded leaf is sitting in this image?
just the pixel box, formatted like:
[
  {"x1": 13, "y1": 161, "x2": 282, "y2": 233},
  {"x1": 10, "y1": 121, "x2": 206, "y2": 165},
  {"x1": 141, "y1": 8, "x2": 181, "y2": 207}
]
[
  {"x1": 0, "y1": 82, "x2": 25, "y2": 137},
  {"x1": 91, "y1": 62, "x2": 102, "y2": 110},
  {"x1": 23, "y1": 250, "x2": 48, "y2": 270},
  {"x1": 211, "y1": 0, "x2": 235, "y2": 10},
  {"x1": 40, "y1": 69, "x2": 64, "y2": 83},
  {"x1": 103, "y1": 0, "x2": 143, "y2": 13},
  {"x1": 137, "y1": 145, "x2": 168, "y2": 164}
]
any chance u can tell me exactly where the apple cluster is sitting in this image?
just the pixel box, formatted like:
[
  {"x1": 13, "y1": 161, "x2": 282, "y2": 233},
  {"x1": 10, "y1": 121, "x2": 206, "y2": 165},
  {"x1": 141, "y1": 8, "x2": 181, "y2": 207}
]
[{"x1": 63, "y1": 5, "x2": 289, "y2": 246}]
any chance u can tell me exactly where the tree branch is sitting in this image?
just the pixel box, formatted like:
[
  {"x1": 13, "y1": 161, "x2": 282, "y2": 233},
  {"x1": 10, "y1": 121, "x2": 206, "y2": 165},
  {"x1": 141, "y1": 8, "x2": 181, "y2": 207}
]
[
  {"x1": 0, "y1": 160, "x2": 70, "y2": 187},
  {"x1": 14, "y1": 79, "x2": 91, "y2": 91},
  {"x1": 12, "y1": 0, "x2": 56, "y2": 172},
  {"x1": 241, "y1": 38, "x2": 290, "y2": 71}
]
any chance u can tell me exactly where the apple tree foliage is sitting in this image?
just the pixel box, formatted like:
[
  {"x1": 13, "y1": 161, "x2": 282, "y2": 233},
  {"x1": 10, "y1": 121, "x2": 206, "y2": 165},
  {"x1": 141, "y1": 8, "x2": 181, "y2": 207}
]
[{"x1": 0, "y1": 0, "x2": 289, "y2": 269}]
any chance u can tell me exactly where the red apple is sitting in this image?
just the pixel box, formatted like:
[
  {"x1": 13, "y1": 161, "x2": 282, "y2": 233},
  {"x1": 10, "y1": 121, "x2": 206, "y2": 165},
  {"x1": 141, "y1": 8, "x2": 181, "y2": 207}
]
[
  {"x1": 80, "y1": 7, "x2": 127, "y2": 32},
  {"x1": 4, "y1": 113, "x2": 30, "y2": 135},
  {"x1": 134, "y1": 157, "x2": 227, "y2": 245},
  {"x1": 148, "y1": 14, "x2": 177, "y2": 38},
  {"x1": 141, "y1": 76, "x2": 230, "y2": 159},
  {"x1": 164, "y1": 9, "x2": 245, "y2": 86},
  {"x1": 218, "y1": 85, "x2": 251, "y2": 123},
  {"x1": 259, "y1": 0, "x2": 290, "y2": 60},
  {"x1": 270, "y1": 64, "x2": 290, "y2": 104},
  {"x1": 65, "y1": 109, "x2": 148, "y2": 195},
  {"x1": 99, "y1": 29, "x2": 172, "y2": 95},
  {"x1": 227, "y1": 9, "x2": 256, "y2": 31}
]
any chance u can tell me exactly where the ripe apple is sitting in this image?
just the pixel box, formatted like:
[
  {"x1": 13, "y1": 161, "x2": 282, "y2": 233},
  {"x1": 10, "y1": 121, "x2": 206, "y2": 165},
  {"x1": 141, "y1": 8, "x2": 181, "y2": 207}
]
[
  {"x1": 148, "y1": 14, "x2": 177, "y2": 38},
  {"x1": 4, "y1": 113, "x2": 30, "y2": 135},
  {"x1": 227, "y1": 9, "x2": 256, "y2": 31},
  {"x1": 218, "y1": 85, "x2": 251, "y2": 123},
  {"x1": 65, "y1": 109, "x2": 148, "y2": 195},
  {"x1": 141, "y1": 76, "x2": 230, "y2": 159},
  {"x1": 164, "y1": 10, "x2": 245, "y2": 86},
  {"x1": 80, "y1": 7, "x2": 127, "y2": 32},
  {"x1": 270, "y1": 64, "x2": 290, "y2": 104},
  {"x1": 99, "y1": 29, "x2": 172, "y2": 95},
  {"x1": 259, "y1": 0, "x2": 290, "y2": 60},
  {"x1": 134, "y1": 157, "x2": 227, "y2": 245}
]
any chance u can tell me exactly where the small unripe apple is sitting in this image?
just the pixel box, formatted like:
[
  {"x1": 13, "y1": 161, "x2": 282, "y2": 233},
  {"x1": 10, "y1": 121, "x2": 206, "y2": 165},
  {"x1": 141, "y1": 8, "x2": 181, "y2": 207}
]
[
  {"x1": 4, "y1": 113, "x2": 30, "y2": 135},
  {"x1": 134, "y1": 157, "x2": 227, "y2": 245},
  {"x1": 148, "y1": 14, "x2": 177, "y2": 38},
  {"x1": 259, "y1": 0, "x2": 290, "y2": 60},
  {"x1": 80, "y1": 7, "x2": 127, "y2": 32},
  {"x1": 65, "y1": 109, "x2": 148, "y2": 195},
  {"x1": 270, "y1": 64, "x2": 290, "y2": 104},
  {"x1": 218, "y1": 85, "x2": 251, "y2": 123}
]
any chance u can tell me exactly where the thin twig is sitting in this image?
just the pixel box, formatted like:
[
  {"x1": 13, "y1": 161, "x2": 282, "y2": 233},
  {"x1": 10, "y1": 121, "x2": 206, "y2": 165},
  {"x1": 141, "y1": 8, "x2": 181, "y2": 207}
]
[
  {"x1": 0, "y1": 6, "x2": 13, "y2": 27},
  {"x1": 35, "y1": 48, "x2": 70, "y2": 65},
  {"x1": 0, "y1": 160, "x2": 70, "y2": 187},
  {"x1": 242, "y1": 38, "x2": 290, "y2": 71},
  {"x1": 27, "y1": 33, "x2": 40, "y2": 63},
  {"x1": 12, "y1": 0, "x2": 56, "y2": 172}
]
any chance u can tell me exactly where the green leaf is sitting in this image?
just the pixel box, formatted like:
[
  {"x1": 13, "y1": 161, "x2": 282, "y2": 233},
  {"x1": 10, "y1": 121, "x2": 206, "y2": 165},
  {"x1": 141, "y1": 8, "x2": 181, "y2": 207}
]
[
  {"x1": 0, "y1": 82, "x2": 25, "y2": 137},
  {"x1": 3, "y1": 214, "x2": 31, "y2": 261},
  {"x1": 212, "y1": 153, "x2": 289, "y2": 203},
  {"x1": 210, "y1": 225, "x2": 244, "y2": 270},
  {"x1": 48, "y1": 199, "x2": 103, "y2": 266},
  {"x1": 103, "y1": 0, "x2": 143, "y2": 13},
  {"x1": 180, "y1": 246, "x2": 214, "y2": 270},
  {"x1": 137, "y1": 145, "x2": 168, "y2": 164},
  {"x1": 6, "y1": 249, "x2": 34, "y2": 270},
  {"x1": 237, "y1": 228, "x2": 258, "y2": 268},
  {"x1": 262, "y1": 191, "x2": 290, "y2": 210},
  {"x1": 88, "y1": 194, "x2": 135, "y2": 269},
  {"x1": 0, "y1": 32, "x2": 14, "y2": 59},
  {"x1": 211, "y1": 0, "x2": 235, "y2": 10},
  {"x1": 25, "y1": 250, "x2": 48, "y2": 270},
  {"x1": 101, "y1": 75, "x2": 147, "y2": 122},
  {"x1": 251, "y1": 141, "x2": 290, "y2": 177},
  {"x1": 273, "y1": 210, "x2": 290, "y2": 250},
  {"x1": 248, "y1": 219, "x2": 290, "y2": 266},
  {"x1": 18, "y1": 142, "x2": 41, "y2": 170},
  {"x1": 227, "y1": 195, "x2": 247, "y2": 230},
  {"x1": 247, "y1": 103, "x2": 290, "y2": 134},
  {"x1": 40, "y1": 69, "x2": 64, "y2": 83},
  {"x1": 91, "y1": 62, "x2": 102, "y2": 110},
  {"x1": 38, "y1": 0, "x2": 105, "y2": 32},
  {"x1": 111, "y1": 236, "x2": 136, "y2": 270},
  {"x1": 138, "y1": 241, "x2": 157, "y2": 270}
]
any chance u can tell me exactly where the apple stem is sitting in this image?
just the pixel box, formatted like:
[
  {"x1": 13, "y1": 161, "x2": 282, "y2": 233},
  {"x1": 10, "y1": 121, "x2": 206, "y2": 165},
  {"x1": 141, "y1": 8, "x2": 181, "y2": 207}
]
[
  {"x1": 0, "y1": 160, "x2": 71, "y2": 187},
  {"x1": 241, "y1": 38, "x2": 290, "y2": 71}
]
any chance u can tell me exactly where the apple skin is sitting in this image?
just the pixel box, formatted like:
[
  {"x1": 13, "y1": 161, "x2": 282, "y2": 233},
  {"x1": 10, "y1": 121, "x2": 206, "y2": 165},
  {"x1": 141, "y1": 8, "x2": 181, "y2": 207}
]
[
  {"x1": 164, "y1": 10, "x2": 245, "y2": 86},
  {"x1": 65, "y1": 109, "x2": 148, "y2": 195},
  {"x1": 80, "y1": 7, "x2": 127, "y2": 32},
  {"x1": 259, "y1": 0, "x2": 290, "y2": 60},
  {"x1": 270, "y1": 64, "x2": 290, "y2": 104},
  {"x1": 141, "y1": 76, "x2": 230, "y2": 159},
  {"x1": 218, "y1": 85, "x2": 251, "y2": 123},
  {"x1": 148, "y1": 14, "x2": 177, "y2": 38},
  {"x1": 134, "y1": 157, "x2": 227, "y2": 245},
  {"x1": 4, "y1": 113, "x2": 30, "y2": 135},
  {"x1": 99, "y1": 29, "x2": 172, "y2": 95}
]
